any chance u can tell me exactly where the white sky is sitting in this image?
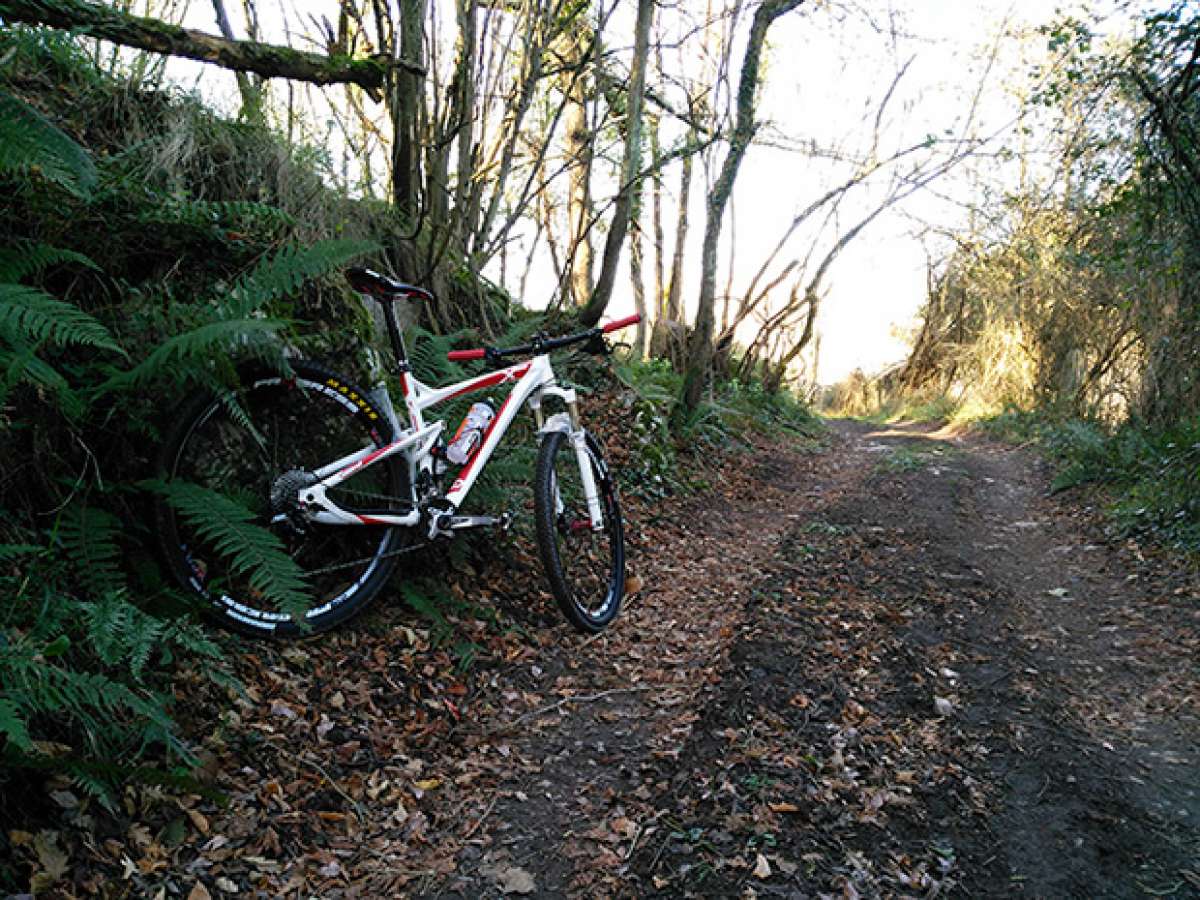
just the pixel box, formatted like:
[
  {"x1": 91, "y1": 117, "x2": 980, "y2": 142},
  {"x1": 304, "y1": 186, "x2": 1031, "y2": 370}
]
[{"x1": 157, "y1": 0, "x2": 1097, "y2": 384}]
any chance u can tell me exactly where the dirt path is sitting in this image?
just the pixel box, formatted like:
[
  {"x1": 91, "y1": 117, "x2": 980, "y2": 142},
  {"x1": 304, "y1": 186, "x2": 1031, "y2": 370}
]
[
  {"x1": 24, "y1": 421, "x2": 1199, "y2": 898},
  {"x1": 453, "y1": 419, "x2": 1199, "y2": 897},
  {"x1": 410, "y1": 419, "x2": 1199, "y2": 898}
]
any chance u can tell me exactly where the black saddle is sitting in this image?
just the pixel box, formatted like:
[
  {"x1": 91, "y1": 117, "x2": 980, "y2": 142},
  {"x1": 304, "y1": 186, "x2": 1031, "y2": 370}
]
[{"x1": 346, "y1": 267, "x2": 434, "y2": 303}]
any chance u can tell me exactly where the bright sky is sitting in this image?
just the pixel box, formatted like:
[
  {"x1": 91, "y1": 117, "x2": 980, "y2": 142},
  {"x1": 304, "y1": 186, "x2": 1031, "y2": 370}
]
[{"x1": 159, "y1": 0, "x2": 1091, "y2": 385}]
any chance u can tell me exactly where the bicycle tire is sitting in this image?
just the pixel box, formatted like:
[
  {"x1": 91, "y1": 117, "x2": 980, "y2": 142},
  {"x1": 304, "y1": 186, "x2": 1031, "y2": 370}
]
[
  {"x1": 155, "y1": 360, "x2": 409, "y2": 638},
  {"x1": 533, "y1": 429, "x2": 625, "y2": 633}
]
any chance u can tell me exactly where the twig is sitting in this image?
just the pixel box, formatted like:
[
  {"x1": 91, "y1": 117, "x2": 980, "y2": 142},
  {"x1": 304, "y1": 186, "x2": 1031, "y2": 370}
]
[
  {"x1": 462, "y1": 792, "x2": 500, "y2": 841},
  {"x1": 488, "y1": 686, "x2": 655, "y2": 735},
  {"x1": 624, "y1": 811, "x2": 663, "y2": 863},
  {"x1": 298, "y1": 754, "x2": 366, "y2": 823}
]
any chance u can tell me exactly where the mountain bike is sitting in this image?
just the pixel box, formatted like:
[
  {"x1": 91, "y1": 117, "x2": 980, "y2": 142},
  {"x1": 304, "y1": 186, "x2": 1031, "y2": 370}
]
[{"x1": 155, "y1": 267, "x2": 640, "y2": 638}]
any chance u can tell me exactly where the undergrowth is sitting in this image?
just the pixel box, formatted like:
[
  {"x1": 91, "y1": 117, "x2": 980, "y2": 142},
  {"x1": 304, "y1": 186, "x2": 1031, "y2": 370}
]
[
  {"x1": 613, "y1": 356, "x2": 822, "y2": 498},
  {"x1": 0, "y1": 29, "x2": 406, "y2": 805},
  {"x1": 981, "y1": 409, "x2": 1200, "y2": 551}
]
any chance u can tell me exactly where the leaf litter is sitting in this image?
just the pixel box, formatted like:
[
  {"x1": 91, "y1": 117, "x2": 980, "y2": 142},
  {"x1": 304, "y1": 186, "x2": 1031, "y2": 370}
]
[{"x1": 3, "y1": 411, "x2": 1197, "y2": 898}]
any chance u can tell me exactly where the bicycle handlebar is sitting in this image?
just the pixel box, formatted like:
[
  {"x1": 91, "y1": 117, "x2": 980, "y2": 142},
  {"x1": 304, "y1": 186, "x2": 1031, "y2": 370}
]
[
  {"x1": 602, "y1": 314, "x2": 641, "y2": 334},
  {"x1": 446, "y1": 314, "x2": 642, "y2": 364}
]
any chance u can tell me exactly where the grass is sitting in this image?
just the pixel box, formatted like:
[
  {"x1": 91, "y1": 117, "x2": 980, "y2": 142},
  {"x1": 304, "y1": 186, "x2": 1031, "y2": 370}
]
[
  {"x1": 981, "y1": 409, "x2": 1200, "y2": 552},
  {"x1": 874, "y1": 442, "x2": 959, "y2": 474},
  {"x1": 611, "y1": 355, "x2": 825, "y2": 499}
]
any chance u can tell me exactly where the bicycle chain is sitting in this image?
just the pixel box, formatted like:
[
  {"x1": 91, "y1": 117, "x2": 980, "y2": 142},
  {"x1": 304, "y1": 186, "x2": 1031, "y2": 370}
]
[
  {"x1": 302, "y1": 535, "x2": 430, "y2": 578},
  {"x1": 294, "y1": 484, "x2": 431, "y2": 578}
]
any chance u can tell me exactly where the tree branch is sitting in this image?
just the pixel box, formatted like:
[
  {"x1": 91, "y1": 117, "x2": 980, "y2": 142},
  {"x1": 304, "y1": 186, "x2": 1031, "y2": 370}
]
[{"x1": 0, "y1": 0, "x2": 424, "y2": 93}]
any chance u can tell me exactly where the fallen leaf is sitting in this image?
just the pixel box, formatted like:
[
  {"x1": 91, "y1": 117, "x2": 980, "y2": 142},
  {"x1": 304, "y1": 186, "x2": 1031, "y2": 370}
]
[
  {"x1": 933, "y1": 697, "x2": 954, "y2": 717},
  {"x1": 494, "y1": 865, "x2": 536, "y2": 894},
  {"x1": 414, "y1": 778, "x2": 441, "y2": 791},
  {"x1": 34, "y1": 831, "x2": 69, "y2": 880},
  {"x1": 187, "y1": 883, "x2": 212, "y2": 900},
  {"x1": 318, "y1": 860, "x2": 341, "y2": 879},
  {"x1": 769, "y1": 802, "x2": 800, "y2": 814},
  {"x1": 753, "y1": 853, "x2": 772, "y2": 879}
]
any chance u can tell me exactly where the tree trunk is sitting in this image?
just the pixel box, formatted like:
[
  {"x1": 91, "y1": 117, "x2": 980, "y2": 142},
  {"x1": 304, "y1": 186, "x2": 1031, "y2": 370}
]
[
  {"x1": 580, "y1": 0, "x2": 654, "y2": 327},
  {"x1": 390, "y1": 0, "x2": 425, "y2": 218},
  {"x1": 0, "y1": 0, "x2": 415, "y2": 91},
  {"x1": 650, "y1": 114, "x2": 666, "y2": 317},
  {"x1": 209, "y1": 0, "x2": 262, "y2": 122},
  {"x1": 451, "y1": 0, "x2": 478, "y2": 249},
  {"x1": 629, "y1": 193, "x2": 648, "y2": 358},
  {"x1": 679, "y1": 0, "x2": 806, "y2": 416},
  {"x1": 665, "y1": 143, "x2": 693, "y2": 323},
  {"x1": 561, "y1": 18, "x2": 595, "y2": 308}
]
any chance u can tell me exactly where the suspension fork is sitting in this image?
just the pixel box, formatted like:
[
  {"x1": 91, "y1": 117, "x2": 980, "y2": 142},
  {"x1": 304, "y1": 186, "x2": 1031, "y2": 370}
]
[{"x1": 532, "y1": 391, "x2": 606, "y2": 531}]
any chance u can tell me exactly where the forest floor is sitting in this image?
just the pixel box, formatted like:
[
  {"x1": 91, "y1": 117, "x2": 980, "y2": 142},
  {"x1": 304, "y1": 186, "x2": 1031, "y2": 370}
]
[{"x1": 12, "y1": 418, "x2": 1200, "y2": 899}]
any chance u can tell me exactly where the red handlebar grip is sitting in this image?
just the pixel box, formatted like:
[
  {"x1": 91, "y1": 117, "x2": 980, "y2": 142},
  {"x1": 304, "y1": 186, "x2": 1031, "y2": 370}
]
[
  {"x1": 602, "y1": 314, "x2": 642, "y2": 334},
  {"x1": 448, "y1": 349, "x2": 486, "y2": 361}
]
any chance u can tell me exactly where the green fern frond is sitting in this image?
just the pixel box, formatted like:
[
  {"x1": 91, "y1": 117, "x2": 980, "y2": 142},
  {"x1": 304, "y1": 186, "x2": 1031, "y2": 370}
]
[
  {"x1": 4, "y1": 654, "x2": 171, "y2": 742},
  {"x1": 146, "y1": 479, "x2": 311, "y2": 621},
  {"x1": 0, "y1": 89, "x2": 96, "y2": 197},
  {"x1": 101, "y1": 317, "x2": 286, "y2": 392},
  {"x1": 0, "y1": 342, "x2": 82, "y2": 417},
  {"x1": 407, "y1": 326, "x2": 471, "y2": 383},
  {"x1": 0, "y1": 698, "x2": 32, "y2": 751},
  {"x1": 0, "y1": 283, "x2": 122, "y2": 353},
  {"x1": 227, "y1": 238, "x2": 378, "y2": 316},
  {"x1": 0, "y1": 544, "x2": 46, "y2": 562},
  {"x1": 84, "y1": 593, "x2": 165, "y2": 681},
  {"x1": 0, "y1": 242, "x2": 97, "y2": 284},
  {"x1": 58, "y1": 505, "x2": 124, "y2": 596}
]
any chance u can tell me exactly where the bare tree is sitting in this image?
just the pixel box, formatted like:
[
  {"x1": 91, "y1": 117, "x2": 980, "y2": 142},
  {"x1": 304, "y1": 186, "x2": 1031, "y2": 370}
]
[
  {"x1": 581, "y1": 0, "x2": 656, "y2": 326},
  {"x1": 679, "y1": 0, "x2": 806, "y2": 415}
]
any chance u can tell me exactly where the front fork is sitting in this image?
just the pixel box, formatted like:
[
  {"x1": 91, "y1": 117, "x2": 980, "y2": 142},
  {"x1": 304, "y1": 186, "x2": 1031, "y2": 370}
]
[{"x1": 532, "y1": 394, "x2": 605, "y2": 532}]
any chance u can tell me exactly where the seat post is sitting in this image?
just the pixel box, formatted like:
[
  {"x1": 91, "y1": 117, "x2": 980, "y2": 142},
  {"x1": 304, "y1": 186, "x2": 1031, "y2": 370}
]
[{"x1": 380, "y1": 302, "x2": 410, "y2": 373}]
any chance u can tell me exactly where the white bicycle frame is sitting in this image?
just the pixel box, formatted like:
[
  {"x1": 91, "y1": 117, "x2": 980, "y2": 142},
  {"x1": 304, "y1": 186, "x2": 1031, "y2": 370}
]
[{"x1": 292, "y1": 352, "x2": 606, "y2": 533}]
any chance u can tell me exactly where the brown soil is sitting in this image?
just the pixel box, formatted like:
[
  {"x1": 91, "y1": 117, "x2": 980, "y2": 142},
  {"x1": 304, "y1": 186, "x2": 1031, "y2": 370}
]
[{"x1": 10, "y1": 419, "x2": 1199, "y2": 898}]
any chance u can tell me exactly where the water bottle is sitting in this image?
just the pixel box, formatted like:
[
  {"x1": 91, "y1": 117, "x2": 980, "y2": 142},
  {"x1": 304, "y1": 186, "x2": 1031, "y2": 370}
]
[{"x1": 446, "y1": 401, "x2": 495, "y2": 465}]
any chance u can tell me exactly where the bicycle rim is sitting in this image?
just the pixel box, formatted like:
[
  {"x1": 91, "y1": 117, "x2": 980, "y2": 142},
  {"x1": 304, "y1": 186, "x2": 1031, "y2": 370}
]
[
  {"x1": 536, "y1": 431, "x2": 624, "y2": 631},
  {"x1": 161, "y1": 365, "x2": 405, "y2": 634}
]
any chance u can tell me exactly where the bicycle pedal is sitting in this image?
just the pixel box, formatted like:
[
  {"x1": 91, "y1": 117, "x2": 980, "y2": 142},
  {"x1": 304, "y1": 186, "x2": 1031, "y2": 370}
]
[{"x1": 447, "y1": 515, "x2": 504, "y2": 530}]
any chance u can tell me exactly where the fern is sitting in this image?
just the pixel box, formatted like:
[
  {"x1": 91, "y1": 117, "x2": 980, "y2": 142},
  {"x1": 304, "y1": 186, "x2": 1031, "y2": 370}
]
[
  {"x1": 100, "y1": 317, "x2": 287, "y2": 391},
  {"x1": 4, "y1": 656, "x2": 173, "y2": 750},
  {"x1": 83, "y1": 593, "x2": 166, "y2": 681},
  {"x1": 0, "y1": 697, "x2": 32, "y2": 751},
  {"x1": 0, "y1": 89, "x2": 96, "y2": 197},
  {"x1": 58, "y1": 504, "x2": 124, "y2": 597},
  {"x1": 0, "y1": 241, "x2": 97, "y2": 284},
  {"x1": 408, "y1": 326, "x2": 471, "y2": 384},
  {"x1": 0, "y1": 544, "x2": 45, "y2": 562},
  {"x1": 0, "y1": 283, "x2": 123, "y2": 353},
  {"x1": 226, "y1": 238, "x2": 379, "y2": 316},
  {"x1": 147, "y1": 479, "x2": 311, "y2": 622},
  {"x1": 0, "y1": 340, "x2": 82, "y2": 417}
]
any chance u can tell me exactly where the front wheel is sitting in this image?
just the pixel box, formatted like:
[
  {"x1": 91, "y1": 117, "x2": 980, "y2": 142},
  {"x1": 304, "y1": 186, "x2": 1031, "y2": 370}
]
[{"x1": 533, "y1": 430, "x2": 625, "y2": 633}]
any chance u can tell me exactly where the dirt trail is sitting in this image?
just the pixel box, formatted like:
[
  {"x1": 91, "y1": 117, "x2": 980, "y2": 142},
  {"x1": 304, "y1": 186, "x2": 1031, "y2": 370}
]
[
  {"x1": 25, "y1": 420, "x2": 1198, "y2": 898},
  {"x1": 425, "y1": 419, "x2": 1199, "y2": 898}
]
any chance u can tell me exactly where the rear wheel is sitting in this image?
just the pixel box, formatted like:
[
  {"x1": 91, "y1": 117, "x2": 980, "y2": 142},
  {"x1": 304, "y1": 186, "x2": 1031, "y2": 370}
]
[
  {"x1": 156, "y1": 361, "x2": 410, "y2": 637},
  {"x1": 533, "y1": 430, "x2": 624, "y2": 633}
]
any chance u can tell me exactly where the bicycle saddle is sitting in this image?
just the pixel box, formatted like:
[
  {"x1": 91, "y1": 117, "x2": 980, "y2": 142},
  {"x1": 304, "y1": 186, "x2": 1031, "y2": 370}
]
[{"x1": 346, "y1": 267, "x2": 434, "y2": 303}]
